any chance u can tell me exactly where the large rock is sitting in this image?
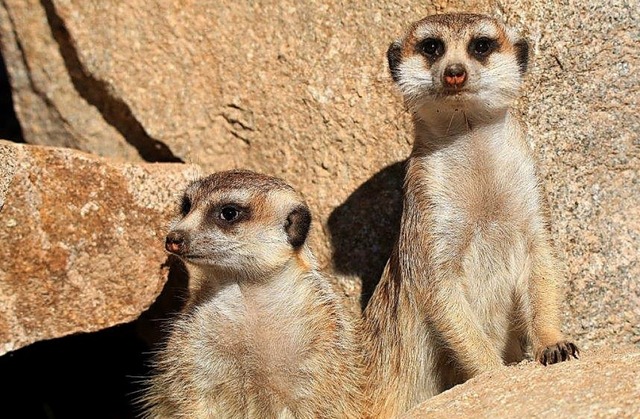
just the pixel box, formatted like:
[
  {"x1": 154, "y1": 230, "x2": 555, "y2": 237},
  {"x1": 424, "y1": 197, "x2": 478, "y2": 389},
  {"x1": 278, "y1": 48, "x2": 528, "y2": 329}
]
[
  {"x1": 0, "y1": 140, "x2": 198, "y2": 355},
  {"x1": 0, "y1": 1, "x2": 638, "y2": 349},
  {"x1": 405, "y1": 346, "x2": 640, "y2": 417},
  {"x1": 0, "y1": 0, "x2": 178, "y2": 162}
]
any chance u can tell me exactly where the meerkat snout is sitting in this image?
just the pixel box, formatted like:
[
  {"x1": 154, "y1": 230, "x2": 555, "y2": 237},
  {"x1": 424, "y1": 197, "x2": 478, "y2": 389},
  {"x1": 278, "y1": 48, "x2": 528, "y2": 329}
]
[
  {"x1": 443, "y1": 63, "x2": 467, "y2": 88},
  {"x1": 165, "y1": 230, "x2": 188, "y2": 255}
]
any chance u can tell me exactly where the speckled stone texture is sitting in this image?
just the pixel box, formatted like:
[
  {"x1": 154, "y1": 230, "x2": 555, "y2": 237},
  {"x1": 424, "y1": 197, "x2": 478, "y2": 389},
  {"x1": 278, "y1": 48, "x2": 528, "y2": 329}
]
[
  {"x1": 0, "y1": 0, "x2": 142, "y2": 161},
  {"x1": 519, "y1": 0, "x2": 640, "y2": 350},
  {"x1": 0, "y1": 141, "x2": 199, "y2": 355},
  {"x1": 404, "y1": 346, "x2": 640, "y2": 418},
  {"x1": 0, "y1": 0, "x2": 638, "y2": 351}
]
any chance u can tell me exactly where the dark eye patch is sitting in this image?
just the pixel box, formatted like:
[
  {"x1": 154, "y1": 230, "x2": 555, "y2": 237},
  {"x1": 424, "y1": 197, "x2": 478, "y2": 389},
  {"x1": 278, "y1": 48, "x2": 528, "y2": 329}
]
[
  {"x1": 180, "y1": 195, "x2": 192, "y2": 216},
  {"x1": 514, "y1": 39, "x2": 529, "y2": 74},
  {"x1": 210, "y1": 203, "x2": 250, "y2": 228},
  {"x1": 468, "y1": 37, "x2": 498, "y2": 61},
  {"x1": 416, "y1": 38, "x2": 445, "y2": 61}
]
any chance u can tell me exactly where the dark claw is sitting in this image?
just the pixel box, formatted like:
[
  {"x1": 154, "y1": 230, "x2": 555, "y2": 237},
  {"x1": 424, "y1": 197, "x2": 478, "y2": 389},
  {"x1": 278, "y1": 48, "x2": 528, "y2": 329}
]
[
  {"x1": 568, "y1": 342, "x2": 580, "y2": 359},
  {"x1": 538, "y1": 341, "x2": 580, "y2": 366}
]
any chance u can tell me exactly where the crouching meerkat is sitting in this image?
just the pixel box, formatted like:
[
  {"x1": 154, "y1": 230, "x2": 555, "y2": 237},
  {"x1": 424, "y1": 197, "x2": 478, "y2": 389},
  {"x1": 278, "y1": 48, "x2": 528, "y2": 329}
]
[
  {"x1": 363, "y1": 13, "x2": 578, "y2": 417},
  {"x1": 141, "y1": 170, "x2": 364, "y2": 418}
]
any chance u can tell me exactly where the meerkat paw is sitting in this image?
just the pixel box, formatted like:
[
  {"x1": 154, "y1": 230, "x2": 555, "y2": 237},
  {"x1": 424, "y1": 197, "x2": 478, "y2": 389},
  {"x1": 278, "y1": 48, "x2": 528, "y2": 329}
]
[{"x1": 537, "y1": 341, "x2": 580, "y2": 366}]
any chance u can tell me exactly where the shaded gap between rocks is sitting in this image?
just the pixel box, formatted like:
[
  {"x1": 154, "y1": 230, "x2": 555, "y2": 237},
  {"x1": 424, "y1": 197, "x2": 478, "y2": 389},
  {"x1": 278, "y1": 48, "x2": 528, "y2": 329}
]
[
  {"x1": 40, "y1": 0, "x2": 183, "y2": 163},
  {"x1": 0, "y1": 48, "x2": 24, "y2": 142},
  {"x1": 0, "y1": 320, "x2": 149, "y2": 419},
  {"x1": 0, "y1": 256, "x2": 189, "y2": 419}
]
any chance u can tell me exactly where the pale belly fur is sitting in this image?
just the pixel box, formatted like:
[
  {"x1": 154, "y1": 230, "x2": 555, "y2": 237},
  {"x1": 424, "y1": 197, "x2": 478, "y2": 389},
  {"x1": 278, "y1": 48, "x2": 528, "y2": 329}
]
[{"x1": 461, "y1": 227, "x2": 531, "y2": 361}]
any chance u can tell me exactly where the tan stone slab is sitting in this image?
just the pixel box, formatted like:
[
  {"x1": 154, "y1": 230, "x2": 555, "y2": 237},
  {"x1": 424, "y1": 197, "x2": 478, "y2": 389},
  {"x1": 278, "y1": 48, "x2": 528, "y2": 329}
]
[
  {"x1": 405, "y1": 346, "x2": 640, "y2": 418},
  {"x1": 0, "y1": 140, "x2": 199, "y2": 355}
]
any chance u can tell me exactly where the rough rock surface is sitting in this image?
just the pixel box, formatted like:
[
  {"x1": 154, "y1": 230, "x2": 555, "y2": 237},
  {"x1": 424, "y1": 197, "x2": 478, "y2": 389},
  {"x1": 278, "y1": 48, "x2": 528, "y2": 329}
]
[
  {"x1": 405, "y1": 346, "x2": 640, "y2": 418},
  {"x1": 0, "y1": 0, "x2": 147, "y2": 161},
  {"x1": 0, "y1": 1, "x2": 638, "y2": 349},
  {"x1": 0, "y1": 140, "x2": 198, "y2": 355}
]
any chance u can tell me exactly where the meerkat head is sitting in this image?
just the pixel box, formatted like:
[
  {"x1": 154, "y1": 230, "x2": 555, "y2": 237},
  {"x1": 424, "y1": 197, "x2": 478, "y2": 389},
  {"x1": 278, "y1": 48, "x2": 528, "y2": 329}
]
[
  {"x1": 387, "y1": 13, "x2": 529, "y2": 118},
  {"x1": 165, "y1": 170, "x2": 312, "y2": 278}
]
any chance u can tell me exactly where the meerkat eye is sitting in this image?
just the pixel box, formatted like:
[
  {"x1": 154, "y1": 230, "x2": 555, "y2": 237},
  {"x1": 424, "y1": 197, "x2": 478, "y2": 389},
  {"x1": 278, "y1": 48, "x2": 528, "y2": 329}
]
[
  {"x1": 417, "y1": 38, "x2": 444, "y2": 58},
  {"x1": 470, "y1": 37, "x2": 496, "y2": 57},
  {"x1": 220, "y1": 206, "x2": 240, "y2": 222},
  {"x1": 180, "y1": 196, "x2": 192, "y2": 216}
]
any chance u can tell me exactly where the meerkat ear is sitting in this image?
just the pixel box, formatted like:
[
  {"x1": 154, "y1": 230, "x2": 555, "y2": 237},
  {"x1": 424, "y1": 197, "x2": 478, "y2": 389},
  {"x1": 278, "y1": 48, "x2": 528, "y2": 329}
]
[
  {"x1": 387, "y1": 40, "x2": 403, "y2": 82},
  {"x1": 514, "y1": 38, "x2": 529, "y2": 75},
  {"x1": 285, "y1": 205, "x2": 311, "y2": 249}
]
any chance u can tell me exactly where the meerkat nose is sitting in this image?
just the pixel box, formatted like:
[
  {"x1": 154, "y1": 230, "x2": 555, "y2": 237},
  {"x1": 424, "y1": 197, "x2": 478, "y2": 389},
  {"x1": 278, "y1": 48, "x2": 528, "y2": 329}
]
[
  {"x1": 443, "y1": 64, "x2": 467, "y2": 88},
  {"x1": 165, "y1": 230, "x2": 188, "y2": 255}
]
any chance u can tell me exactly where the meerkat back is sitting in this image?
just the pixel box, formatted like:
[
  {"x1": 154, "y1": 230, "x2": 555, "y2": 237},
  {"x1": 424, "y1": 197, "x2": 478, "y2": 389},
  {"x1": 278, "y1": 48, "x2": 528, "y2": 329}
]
[{"x1": 140, "y1": 170, "x2": 364, "y2": 419}]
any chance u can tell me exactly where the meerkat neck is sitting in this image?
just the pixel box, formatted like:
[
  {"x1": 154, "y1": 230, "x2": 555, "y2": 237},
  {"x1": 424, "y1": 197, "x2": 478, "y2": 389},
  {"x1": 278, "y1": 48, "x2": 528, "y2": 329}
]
[
  {"x1": 413, "y1": 108, "x2": 516, "y2": 153},
  {"x1": 185, "y1": 247, "x2": 317, "y2": 306},
  {"x1": 243, "y1": 248, "x2": 317, "y2": 290}
]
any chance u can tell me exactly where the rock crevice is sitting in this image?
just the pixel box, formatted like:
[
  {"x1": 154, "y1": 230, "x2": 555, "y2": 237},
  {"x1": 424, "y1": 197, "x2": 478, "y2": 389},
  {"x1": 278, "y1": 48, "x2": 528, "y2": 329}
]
[{"x1": 40, "y1": 0, "x2": 182, "y2": 163}]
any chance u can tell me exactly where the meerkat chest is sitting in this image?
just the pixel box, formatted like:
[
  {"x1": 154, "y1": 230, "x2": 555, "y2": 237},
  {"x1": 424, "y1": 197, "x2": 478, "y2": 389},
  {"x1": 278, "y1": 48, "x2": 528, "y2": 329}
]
[
  {"x1": 416, "y1": 134, "x2": 541, "y2": 335},
  {"x1": 192, "y1": 284, "x2": 316, "y2": 403},
  {"x1": 416, "y1": 127, "x2": 545, "y2": 285},
  {"x1": 426, "y1": 132, "x2": 540, "y2": 241}
]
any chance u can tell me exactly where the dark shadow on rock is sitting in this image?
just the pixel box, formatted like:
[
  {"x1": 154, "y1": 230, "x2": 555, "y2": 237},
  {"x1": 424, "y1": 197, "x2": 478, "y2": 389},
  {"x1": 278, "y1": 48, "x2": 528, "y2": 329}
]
[
  {"x1": 328, "y1": 161, "x2": 406, "y2": 311},
  {"x1": 136, "y1": 255, "x2": 190, "y2": 350},
  {"x1": 0, "y1": 322, "x2": 146, "y2": 419},
  {"x1": 0, "y1": 255, "x2": 189, "y2": 419},
  {"x1": 0, "y1": 49, "x2": 23, "y2": 142},
  {"x1": 40, "y1": 0, "x2": 182, "y2": 163}
]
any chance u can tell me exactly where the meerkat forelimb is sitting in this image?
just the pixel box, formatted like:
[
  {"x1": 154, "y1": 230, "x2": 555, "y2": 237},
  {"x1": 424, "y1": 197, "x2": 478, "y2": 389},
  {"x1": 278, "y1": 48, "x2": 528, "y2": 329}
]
[
  {"x1": 363, "y1": 13, "x2": 579, "y2": 417},
  {"x1": 140, "y1": 169, "x2": 365, "y2": 419}
]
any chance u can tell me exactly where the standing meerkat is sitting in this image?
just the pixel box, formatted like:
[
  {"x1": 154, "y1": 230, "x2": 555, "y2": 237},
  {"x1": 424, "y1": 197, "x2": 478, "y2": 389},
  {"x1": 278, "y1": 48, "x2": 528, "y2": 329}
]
[
  {"x1": 363, "y1": 13, "x2": 579, "y2": 417},
  {"x1": 141, "y1": 170, "x2": 364, "y2": 418}
]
